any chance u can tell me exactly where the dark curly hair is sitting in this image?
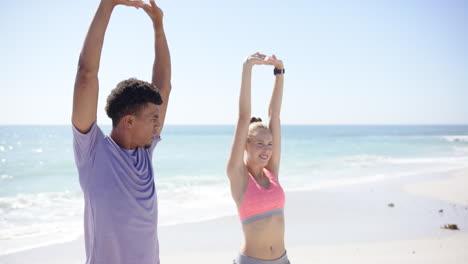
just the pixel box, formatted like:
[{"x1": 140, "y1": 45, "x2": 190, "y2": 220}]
[{"x1": 105, "y1": 78, "x2": 163, "y2": 127}]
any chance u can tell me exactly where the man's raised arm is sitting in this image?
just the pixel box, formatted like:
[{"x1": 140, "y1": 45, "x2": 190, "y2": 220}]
[
  {"x1": 143, "y1": 0, "x2": 172, "y2": 136},
  {"x1": 72, "y1": 0, "x2": 143, "y2": 133}
]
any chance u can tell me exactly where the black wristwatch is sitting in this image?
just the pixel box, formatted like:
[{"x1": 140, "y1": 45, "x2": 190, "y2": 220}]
[{"x1": 274, "y1": 68, "x2": 285, "y2": 75}]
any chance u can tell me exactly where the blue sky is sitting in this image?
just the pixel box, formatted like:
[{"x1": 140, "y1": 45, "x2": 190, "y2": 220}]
[{"x1": 1, "y1": 0, "x2": 467, "y2": 125}]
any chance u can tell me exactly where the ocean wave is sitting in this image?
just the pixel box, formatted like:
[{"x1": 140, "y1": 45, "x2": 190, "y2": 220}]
[
  {"x1": 0, "y1": 174, "x2": 12, "y2": 180},
  {"x1": 0, "y1": 191, "x2": 82, "y2": 210},
  {"x1": 0, "y1": 192, "x2": 83, "y2": 242},
  {"x1": 155, "y1": 174, "x2": 226, "y2": 191},
  {"x1": 285, "y1": 173, "x2": 399, "y2": 191},
  {"x1": 0, "y1": 222, "x2": 83, "y2": 256},
  {"x1": 157, "y1": 181, "x2": 235, "y2": 226},
  {"x1": 453, "y1": 146, "x2": 468, "y2": 154},
  {"x1": 284, "y1": 166, "x2": 467, "y2": 192},
  {"x1": 342, "y1": 155, "x2": 391, "y2": 166},
  {"x1": 385, "y1": 156, "x2": 468, "y2": 165},
  {"x1": 441, "y1": 135, "x2": 468, "y2": 142},
  {"x1": 0, "y1": 186, "x2": 235, "y2": 254},
  {"x1": 0, "y1": 191, "x2": 84, "y2": 255},
  {"x1": 343, "y1": 154, "x2": 468, "y2": 166}
]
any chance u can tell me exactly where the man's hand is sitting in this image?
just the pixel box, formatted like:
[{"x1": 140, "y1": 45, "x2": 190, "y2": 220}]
[{"x1": 141, "y1": 0, "x2": 164, "y2": 27}]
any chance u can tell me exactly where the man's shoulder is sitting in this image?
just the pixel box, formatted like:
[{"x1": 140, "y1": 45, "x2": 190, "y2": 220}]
[
  {"x1": 72, "y1": 121, "x2": 105, "y2": 138},
  {"x1": 72, "y1": 121, "x2": 108, "y2": 166}
]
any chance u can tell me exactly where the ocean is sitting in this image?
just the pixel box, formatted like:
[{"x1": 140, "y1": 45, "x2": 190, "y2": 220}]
[{"x1": 1, "y1": 124, "x2": 467, "y2": 255}]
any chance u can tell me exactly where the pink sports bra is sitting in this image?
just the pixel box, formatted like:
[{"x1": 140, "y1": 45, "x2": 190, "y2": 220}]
[{"x1": 238, "y1": 168, "x2": 285, "y2": 224}]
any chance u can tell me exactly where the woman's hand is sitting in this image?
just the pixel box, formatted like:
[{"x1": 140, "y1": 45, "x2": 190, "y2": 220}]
[
  {"x1": 101, "y1": 0, "x2": 145, "y2": 8},
  {"x1": 244, "y1": 52, "x2": 268, "y2": 68},
  {"x1": 270, "y1": 54, "x2": 284, "y2": 70},
  {"x1": 244, "y1": 53, "x2": 284, "y2": 69}
]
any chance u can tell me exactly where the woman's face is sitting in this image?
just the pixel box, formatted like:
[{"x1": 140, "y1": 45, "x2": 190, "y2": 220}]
[{"x1": 245, "y1": 128, "x2": 273, "y2": 167}]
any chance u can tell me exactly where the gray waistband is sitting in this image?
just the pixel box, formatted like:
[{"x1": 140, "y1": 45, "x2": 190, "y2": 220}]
[
  {"x1": 234, "y1": 252, "x2": 289, "y2": 264},
  {"x1": 241, "y1": 208, "x2": 284, "y2": 225}
]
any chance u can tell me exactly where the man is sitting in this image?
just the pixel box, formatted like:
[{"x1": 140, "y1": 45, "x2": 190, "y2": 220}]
[{"x1": 72, "y1": 0, "x2": 171, "y2": 263}]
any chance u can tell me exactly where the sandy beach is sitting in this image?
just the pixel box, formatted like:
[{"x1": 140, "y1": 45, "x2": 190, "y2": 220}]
[{"x1": 1, "y1": 168, "x2": 467, "y2": 264}]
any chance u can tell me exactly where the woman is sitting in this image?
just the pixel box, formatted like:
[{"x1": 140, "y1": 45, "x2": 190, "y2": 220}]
[{"x1": 227, "y1": 52, "x2": 289, "y2": 264}]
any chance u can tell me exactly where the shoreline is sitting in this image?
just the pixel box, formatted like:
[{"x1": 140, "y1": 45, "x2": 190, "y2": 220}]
[{"x1": 1, "y1": 168, "x2": 467, "y2": 263}]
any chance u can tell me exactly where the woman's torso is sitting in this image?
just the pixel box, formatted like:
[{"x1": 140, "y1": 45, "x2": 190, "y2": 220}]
[
  {"x1": 241, "y1": 213, "x2": 285, "y2": 259},
  {"x1": 233, "y1": 168, "x2": 286, "y2": 260}
]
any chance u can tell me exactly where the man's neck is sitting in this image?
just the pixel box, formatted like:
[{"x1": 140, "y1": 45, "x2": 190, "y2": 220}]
[{"x1": 110, "y1": 127, "x2": 135, "y2": 150}]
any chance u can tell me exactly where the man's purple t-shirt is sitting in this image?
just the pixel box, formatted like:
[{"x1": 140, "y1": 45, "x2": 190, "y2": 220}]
[{"x1": 73, "y1": 122, "x2": 161, "y2": 264}]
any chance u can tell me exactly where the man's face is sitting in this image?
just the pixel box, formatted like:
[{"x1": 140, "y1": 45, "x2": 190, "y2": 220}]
[{"x1": 133, "y1": 103, "x2": 161, "y2": 148}]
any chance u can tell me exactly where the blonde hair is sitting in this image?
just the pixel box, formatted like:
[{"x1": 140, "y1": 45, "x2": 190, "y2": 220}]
[{"x1": 247, "y1": 117, "x2": 269, "y2": 140}]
